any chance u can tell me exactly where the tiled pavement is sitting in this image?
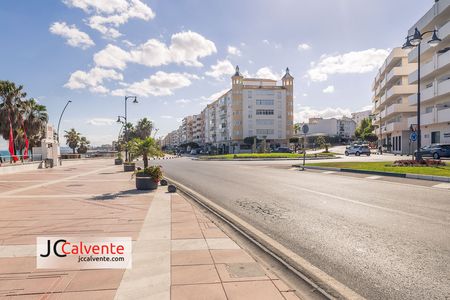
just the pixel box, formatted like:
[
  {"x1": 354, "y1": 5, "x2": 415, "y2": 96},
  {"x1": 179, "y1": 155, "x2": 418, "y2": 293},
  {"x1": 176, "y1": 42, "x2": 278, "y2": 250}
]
[{"x1": 0, "y1": 159, "x2": 300, "y2": 299}]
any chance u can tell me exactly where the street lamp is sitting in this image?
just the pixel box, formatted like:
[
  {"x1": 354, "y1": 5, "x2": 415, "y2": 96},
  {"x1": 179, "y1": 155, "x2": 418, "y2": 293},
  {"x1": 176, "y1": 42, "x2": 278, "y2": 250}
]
[
  {"x1": 118, "y1": 96, "x2": 138, "y2": 161},
  {"x1": 402, "y1": 27, "x2": 441, "y2": 160},
  {"x1": 57, "y1": 100, "x2": 72, "y2": 144}
]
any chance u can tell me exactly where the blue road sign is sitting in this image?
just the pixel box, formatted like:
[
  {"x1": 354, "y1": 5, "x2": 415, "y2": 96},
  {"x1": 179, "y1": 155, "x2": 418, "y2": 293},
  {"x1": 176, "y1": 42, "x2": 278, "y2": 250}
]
[{"x1": 410, "y1": 132, "x2": 417, "y2": 142}]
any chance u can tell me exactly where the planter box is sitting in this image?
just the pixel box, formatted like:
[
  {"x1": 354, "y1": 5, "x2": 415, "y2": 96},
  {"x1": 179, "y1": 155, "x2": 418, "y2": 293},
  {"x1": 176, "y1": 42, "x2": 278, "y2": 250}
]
[
  {"x1": 115, "y1": 159, "x2": 123, "y2": 165},
  {"x1": 123, "y1": 163, "x2": 135, "y2": 172},
  {"x1": 135, "y1": 176, "x2": 158, "y2": 190}
]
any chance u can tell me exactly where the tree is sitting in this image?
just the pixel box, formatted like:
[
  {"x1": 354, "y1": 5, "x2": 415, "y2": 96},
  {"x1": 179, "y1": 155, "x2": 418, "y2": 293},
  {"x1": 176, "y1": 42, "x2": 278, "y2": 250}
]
[
  {"x1": 133, "y1": 118, "x2": 153, "y2": 139},
  {"x1": 77, "y1": 136, "x2": 90, "y2": 154},
  {"x1": 355, "y1": 118, "x2": 378, "y2": 142},
  {"x1": 64, "y1": 128, "x2": 81, "y2": 154},
  {"x1": 130, "y1": 137, "x2": 163, "y2": 168},
  {"x1": 20, "y1": 98, "x2": 48, "y2": 151}
]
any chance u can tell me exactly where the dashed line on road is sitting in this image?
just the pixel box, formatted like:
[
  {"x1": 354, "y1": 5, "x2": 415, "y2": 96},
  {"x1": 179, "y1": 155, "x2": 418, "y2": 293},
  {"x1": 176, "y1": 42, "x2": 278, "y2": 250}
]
[
  {"x1": 366, "y1": 175, "x2": 382, "y2": 180},
  {"x1": 432, "y1": 183, "x2": 450, "y2": 189}
]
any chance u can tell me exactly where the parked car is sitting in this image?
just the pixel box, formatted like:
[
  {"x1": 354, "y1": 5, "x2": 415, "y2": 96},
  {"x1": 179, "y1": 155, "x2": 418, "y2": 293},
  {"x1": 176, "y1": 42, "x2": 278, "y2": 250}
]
[
  {"x1": 414, "y1": 144, "x2": 450, "y2": 159},
  {"x1": 189, "y1": 149, "x2": 199, "y2": 155},
  {"x1": 345, "y1": 145, "x2": 371, "y2": 156},
  {"x1": 273, "y1": 147, "x2": 293, "y2": 153}
]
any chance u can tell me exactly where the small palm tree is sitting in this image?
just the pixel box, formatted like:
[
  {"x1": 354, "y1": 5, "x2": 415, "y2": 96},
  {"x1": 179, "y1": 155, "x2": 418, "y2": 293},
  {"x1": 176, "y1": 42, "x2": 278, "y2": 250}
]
[
  {"x1": 64, "y1": 128, "x2": 81, "y2": 154},
  {"x1": 77, "y1": 136, "x2": 90, "y2": 154},
  {"x1": 130, "y1": 137, "x2": 163, "y2": 168},
  {"x1": 133, "y1": 118, "x2": 153, "y2": 139}
]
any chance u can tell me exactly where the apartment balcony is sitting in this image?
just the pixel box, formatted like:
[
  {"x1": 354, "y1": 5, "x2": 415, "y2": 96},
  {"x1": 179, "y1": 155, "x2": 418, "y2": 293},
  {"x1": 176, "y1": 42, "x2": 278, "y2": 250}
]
[
  {"x1": 407, "y1": 0, "x2": 450, "y2": 36},
  {"x1": 408, "y1": 106, "x2": 450, "y2": 127},
  {"x1": 410, "y1": 78, "x2": 450, "y2": 105},
  {"x1": 409, "y1": 49, "x2": 450, "y2": 84},
  {"x1": 386, "y1": 64, "x2": 417, "y2": 85},
  {"x1": 385, "y1": 85, "x2": 416, "y2": 103},
  {"x1": 409, "y1": 20, "x2": 450, "y2": 63},
  {"x1": 383, "y1": 120, "x2": 409, "y2": 133},
  {"x1": 380, "y1": 103, "x2": 416, "y2": 120}
]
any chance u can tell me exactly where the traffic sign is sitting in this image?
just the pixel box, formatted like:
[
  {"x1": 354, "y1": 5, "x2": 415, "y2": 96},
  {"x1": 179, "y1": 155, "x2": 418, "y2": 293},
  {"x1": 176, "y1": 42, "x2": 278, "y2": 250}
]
[
  {"x1": 410, "y1": 131, "x2": 417, "y2": 142},
  {"x1": 302, "y1": 124, "x2": 309, "y2": 134}
]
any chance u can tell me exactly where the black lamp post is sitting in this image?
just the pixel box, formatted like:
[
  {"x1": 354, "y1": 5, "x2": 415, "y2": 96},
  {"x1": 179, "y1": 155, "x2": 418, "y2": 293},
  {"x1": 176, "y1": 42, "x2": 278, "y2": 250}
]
[
  {"x1": 116, "y1": 96, "x2": 138, "y2": 161},
  {"x1": 402, "y1": 27, "x2": 441, "y2": 160},
  {"x1": 57, "y1": 100, "x2": 72, "y2": 144}
]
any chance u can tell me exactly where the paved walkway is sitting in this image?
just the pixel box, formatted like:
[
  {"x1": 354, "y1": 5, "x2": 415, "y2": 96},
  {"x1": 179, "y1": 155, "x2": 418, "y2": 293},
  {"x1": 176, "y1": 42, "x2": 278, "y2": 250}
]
[{"x1": 0, "y1": 159, "x2": 300, "y2": 299}]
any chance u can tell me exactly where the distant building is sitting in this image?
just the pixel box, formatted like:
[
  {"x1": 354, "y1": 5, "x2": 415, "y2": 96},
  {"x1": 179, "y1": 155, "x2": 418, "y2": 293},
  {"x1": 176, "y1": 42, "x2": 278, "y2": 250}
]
[
  {"x1": 351, "y1": 110, "x2": 371, "y2": 127},
  {"x1": 297, "y1": 117, "x2": 356, "y2": 140},
  {"x1": 162, "y1": 66, "x2": 294, "y2": 153}
]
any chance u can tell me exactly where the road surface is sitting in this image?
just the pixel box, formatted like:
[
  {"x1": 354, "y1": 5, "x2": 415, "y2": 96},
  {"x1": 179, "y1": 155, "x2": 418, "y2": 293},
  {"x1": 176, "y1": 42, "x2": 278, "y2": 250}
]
[{"x1": 155, "y1": 157, "x2": 450, "y2": 300}]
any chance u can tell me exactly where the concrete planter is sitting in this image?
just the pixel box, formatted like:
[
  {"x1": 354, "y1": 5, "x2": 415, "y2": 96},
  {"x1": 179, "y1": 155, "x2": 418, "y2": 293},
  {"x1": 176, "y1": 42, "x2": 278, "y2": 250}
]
[
  {"x1": 135, "y1": 176, "x2": 158, "y2": 190},
  {"x1": 123, "y1": 163, "x2": 135, "y2": 172},
  {"x1": 115, "y1": 158, "x2": 123, "y2": 165}
]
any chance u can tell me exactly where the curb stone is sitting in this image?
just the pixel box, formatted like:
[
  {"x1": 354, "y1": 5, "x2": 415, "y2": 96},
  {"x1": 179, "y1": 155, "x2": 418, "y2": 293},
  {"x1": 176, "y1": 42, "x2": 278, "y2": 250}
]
[{"x1": 293, "y1": 165, "x2": 450, "y2": 182}]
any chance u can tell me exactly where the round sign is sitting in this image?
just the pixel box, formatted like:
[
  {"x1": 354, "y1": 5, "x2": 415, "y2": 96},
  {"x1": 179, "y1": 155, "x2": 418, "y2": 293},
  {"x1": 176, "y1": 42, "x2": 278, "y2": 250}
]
[
  {"x1": 410, "y1": 132, "x2": 417, "y2": 142},
  {"x1": 302, "y1": 124, "x2": 309, "y2": 134}
]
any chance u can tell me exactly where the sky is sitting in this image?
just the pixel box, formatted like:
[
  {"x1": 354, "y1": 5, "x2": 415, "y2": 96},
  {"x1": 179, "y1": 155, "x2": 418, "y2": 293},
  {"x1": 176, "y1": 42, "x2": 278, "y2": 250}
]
[{"x1": 0, "y1": 0, "x2": 433, "y2": 147}]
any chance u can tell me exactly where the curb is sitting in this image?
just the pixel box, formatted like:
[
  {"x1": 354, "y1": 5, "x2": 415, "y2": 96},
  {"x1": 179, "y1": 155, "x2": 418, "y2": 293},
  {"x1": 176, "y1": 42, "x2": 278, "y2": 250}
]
[
  {"x1": 165, "y1": 175, "x2": 364, "y2": 300},
  {"x1": 293, "y1": 165, "x2": 450, "y2": 182}
]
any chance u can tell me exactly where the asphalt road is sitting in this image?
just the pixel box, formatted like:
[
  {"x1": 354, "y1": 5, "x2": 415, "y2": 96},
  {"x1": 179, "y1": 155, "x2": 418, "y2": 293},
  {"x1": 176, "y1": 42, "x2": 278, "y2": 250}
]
[{"x1": 155, "y1": 157, "x2": 450, "y2": 300}]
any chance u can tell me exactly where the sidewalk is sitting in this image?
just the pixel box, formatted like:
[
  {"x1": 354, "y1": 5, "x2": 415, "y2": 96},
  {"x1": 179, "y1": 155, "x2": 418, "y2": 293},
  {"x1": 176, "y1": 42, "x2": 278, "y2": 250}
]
[{"x1": 0, "y1": 160, "x2": 300, "y2": 299}]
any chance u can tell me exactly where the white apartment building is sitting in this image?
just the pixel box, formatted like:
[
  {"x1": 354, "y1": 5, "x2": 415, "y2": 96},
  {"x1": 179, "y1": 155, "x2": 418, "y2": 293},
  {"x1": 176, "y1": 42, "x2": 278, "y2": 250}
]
[
  {"x1": 372, "y1": 48, "x2": 417, "y2": 154},
  {"x1": 407, "y1": 0, "x2": 450, "y2": 145},
  {"x1": 298, "y1": 117, "x2": 356, "y2": 140},
  {"x1": 351, "y1": 109, "x2": 371, "y2": 127}
]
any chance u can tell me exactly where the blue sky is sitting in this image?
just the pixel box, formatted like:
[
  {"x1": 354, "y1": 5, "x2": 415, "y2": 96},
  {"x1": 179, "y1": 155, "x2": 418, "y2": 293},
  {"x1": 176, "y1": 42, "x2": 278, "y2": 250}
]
[{"x1": 0, "y1": 0, "x2": 432, "y2": 147}]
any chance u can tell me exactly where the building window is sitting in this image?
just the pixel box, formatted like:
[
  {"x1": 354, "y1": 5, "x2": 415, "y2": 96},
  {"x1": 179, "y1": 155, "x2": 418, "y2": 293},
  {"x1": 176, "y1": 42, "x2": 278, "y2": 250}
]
[
  {"x1": 256, "y1": 129, "x2": 274, "y2": 135},
  {"x1": 248, "y1": 114, "x2": 252, "y2": 118},
  {"x1": 256, "y1": 119, "x2": 274, "y2": 125},
  {"x1": 256, "y1": 109, "x2": 274, "y2": 115},
  {"x1": 256, "y1": 99, "x2": 274, "y2": 105}
]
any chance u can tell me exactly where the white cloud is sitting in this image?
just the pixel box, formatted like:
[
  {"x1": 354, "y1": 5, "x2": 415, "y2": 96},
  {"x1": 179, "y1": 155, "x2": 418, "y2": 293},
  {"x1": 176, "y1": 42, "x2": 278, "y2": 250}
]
[
  {"x1": 64, "y1": 67, "x2": 123, "y2": 93},
  {"x1": 49, "y1": 22, "x2": 94, "y2": 49},
  {"x1": 87, "y1": 118, "x2": 116, "y2": 125},
  {"x1": 262, "y1": 39, "x2": 270, "y2": 45},
  {"x1": 204, "y1": 88, "x2": 231, "y2": 101},
  {"x1": 302, "y1": 93, "x2": 308, "y2": 97},
  {"x1": 295, "y1": 106, "x2": 352, "y2": 123},
  {"x1": 227, "y1": 46, "x2": 241, "y2": 56},
  {"x1": 111, "y1": 71, "x2": 197, "y2": 97},
  {"x1": 161, "y1": 115, "x2": 173, "y2": 119},
  {"x1": 307, "y1": 48, "x2": 389, "y2": 82},
  {"x1": 298, "y1": 43, "x2": 311, "y2": 51},
  {"x1": 322, "y1": 85, "x2": 335, "y2": 94},
  {"x1": 94, "y1": 44, "x2": 131, "y2": 70},
  {"x1": 64, "y1": 0, "x2": 155, "y2": 39},
  {"x1": 255, "y1": 67, "x2": 281, "y2": 80},
  {"x1": 205, "y1": 59, "x2": 235, "y2": 80},
  {"x1": 175, "y1": 99, "x2": 191, "y2": 104},
  {"x1": 93, "y1": 31, "x2": 216, "y2": 70}
]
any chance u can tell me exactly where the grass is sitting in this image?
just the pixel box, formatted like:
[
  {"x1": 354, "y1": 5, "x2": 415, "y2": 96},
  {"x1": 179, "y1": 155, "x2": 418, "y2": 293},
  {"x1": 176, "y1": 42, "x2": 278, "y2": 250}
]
[
  {"x1": 307, "y1": 161, "x2": 450, "y2": 177},
  {"x1": 200, "y1": 152, "x2": 336, "y2": 160}
]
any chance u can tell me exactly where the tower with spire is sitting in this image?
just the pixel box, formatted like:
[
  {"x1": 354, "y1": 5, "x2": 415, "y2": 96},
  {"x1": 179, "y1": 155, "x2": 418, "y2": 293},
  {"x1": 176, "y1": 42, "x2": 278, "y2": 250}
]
[{"x1": 231, "y1": 65, "x2": 244, "y2": 142}]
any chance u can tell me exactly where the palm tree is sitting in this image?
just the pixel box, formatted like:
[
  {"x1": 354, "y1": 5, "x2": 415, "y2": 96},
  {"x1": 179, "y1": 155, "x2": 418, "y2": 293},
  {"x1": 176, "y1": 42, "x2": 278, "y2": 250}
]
[
  {"x1": 77, "y1": 136, "x2": 90, "y2": 154},
  {"x1": 19, "y1": 98, "x2": 48, "y2": 155},
  {"x1": 130, "y1": 137, "x2": 162, "y2": 168},
  {"x1": 64, "y1": 128, "x2": 81, "y2": 154},
  {"x1": 134, "y1": 118, "x2": 153, "y2": 139},
  {"x1": 0, "y1": 81, "x2": 26, "y2": 155}
]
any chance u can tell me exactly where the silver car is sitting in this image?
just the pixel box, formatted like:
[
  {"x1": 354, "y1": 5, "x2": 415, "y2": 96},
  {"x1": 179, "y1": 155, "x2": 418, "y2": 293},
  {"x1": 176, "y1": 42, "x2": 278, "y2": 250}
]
[{"x1": 345, "y1": 145, "x2": 371, "y2": 156}]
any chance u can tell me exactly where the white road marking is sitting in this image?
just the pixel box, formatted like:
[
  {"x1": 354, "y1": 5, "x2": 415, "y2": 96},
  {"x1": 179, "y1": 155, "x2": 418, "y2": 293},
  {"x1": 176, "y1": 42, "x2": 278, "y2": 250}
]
[
  {"x1": 323, "y1": 171, "x2": 336, "y2": 174},
  {"x1": 366, "y1": 176, "x2": 382, "y2": 180},
  {"x1": 432, "y1": 183, "x2": 450, "y2": 189}
]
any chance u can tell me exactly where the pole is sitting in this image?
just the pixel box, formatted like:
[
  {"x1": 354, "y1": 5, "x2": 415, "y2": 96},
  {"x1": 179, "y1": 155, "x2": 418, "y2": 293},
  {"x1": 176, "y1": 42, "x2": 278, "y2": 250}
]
[
  {"x1": 303, "y1": 133, "x2": 306, "y2": 168},
  {"x1": 124, "y1": 96, "x2": 128, "y2": 162},
  {"x1": 416, "y1": 42, "x2": 422, "y2": 161},
  {"x1": 57, "y1": 100, "x2": 71, "y2": 143}
]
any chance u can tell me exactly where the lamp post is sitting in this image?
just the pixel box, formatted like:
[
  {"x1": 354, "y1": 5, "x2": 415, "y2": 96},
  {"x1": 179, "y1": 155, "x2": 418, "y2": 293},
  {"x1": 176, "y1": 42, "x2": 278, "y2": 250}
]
[
  {"x1": 117, "y1": 96, "x2": 138, "y2": 161},
  {"x1": 57, "y1": 100, "x2": 72, "y2": 144},
  {"x1": 402, "y1": 27, "x2": 441, "y2": 160}
]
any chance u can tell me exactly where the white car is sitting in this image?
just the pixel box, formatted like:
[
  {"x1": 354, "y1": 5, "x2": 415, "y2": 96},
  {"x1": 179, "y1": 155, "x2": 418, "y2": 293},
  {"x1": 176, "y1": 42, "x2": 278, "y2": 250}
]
[{"x1": 345, "y1": 145, "x2": 371, "y2": 156}]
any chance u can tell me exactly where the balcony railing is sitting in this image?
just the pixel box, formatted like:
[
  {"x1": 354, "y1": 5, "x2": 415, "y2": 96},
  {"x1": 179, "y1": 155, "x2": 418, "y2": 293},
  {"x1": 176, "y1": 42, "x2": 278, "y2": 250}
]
[
  {"x1": 409, "y1": 20, "x2": 450, "y2": 63},
  {"x1": 409, "y1": 49, "x2": 450, "y2": 84}
]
